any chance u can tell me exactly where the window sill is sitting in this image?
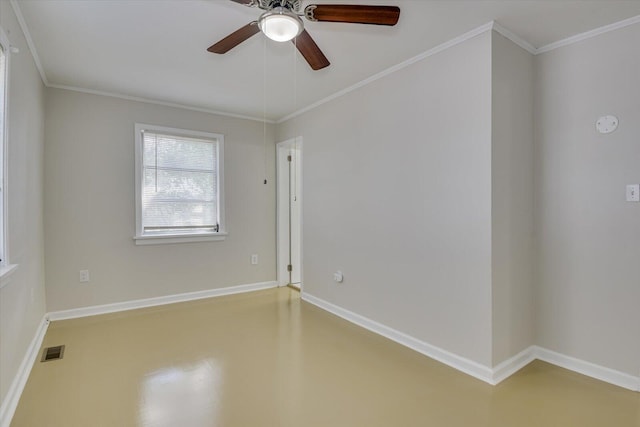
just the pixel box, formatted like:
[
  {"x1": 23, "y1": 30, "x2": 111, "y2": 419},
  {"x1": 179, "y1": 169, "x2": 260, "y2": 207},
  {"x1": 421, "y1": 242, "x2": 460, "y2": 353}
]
[
  {"x1": 134, "y1": 232, "x2": 228, "y2": 245},
  {"x1": 0, "y1": 264, "x2": 19, "y2": 289}
]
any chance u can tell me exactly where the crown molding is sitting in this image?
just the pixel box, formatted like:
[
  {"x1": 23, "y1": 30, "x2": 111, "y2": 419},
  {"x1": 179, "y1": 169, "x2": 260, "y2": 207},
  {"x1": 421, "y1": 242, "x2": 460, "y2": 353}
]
[
  {"x1": 277, "y1": 21, "x2": 495, "y2": 123},
  {"x1": 8, "y1": 2, "x2": 640, "y2": 125},
  {"x1": 491, "y1": 21, "x2": 537, "y2": 54},
  {"x1": 9, "y1": 0, "x2": 49, "y2": 86},
  {"x1": 537, "y1": 14, "x2": 640, "y2": 54},
  {"x1": 277, "y1": 16, "x2": 640, "y2": 122},
  {"x1": 48, "y1": 84, "x2": 275, "y2": 124},
  {"x1": 9, "y1": 0, "x2": 273, "y2": 124}
]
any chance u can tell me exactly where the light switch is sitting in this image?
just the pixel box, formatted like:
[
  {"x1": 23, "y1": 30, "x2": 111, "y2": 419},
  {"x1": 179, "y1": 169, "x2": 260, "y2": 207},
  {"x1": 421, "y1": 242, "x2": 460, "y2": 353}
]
[
  {"x1": 79, "y1": 269, "x2": 90, "y2": 283},
  {"x1": 626, "y1": 184, "x2": 639, "y2": 202}
]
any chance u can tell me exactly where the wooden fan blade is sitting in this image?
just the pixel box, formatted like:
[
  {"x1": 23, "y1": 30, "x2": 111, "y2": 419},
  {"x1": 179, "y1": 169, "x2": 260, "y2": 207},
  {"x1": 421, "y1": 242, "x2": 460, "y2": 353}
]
[
  {"x1": 207, "y1": 22, "x2": 260, "y2": 54},
  {"x1": 230, "y1": 0, "x2": 255, "y2": 5},
  {"x1": 293, "y1": 30, "x2": 330, "y2": 71},
  {"x1": 305, "y1": 4, "x2": 400, "y2": 26}
]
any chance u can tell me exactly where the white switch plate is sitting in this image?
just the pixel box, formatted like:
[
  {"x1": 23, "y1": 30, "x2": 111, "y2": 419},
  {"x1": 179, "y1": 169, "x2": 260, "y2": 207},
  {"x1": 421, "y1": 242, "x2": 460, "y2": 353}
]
[
  {"x1": 79, "y1": 269, "x2": 90, "y2": 283},
  {"x1": 251, "y1": 254, "x2": 258, "y2": 265},
  {"x1": 626, "y1": 184, "x2": 640, "y2": 202}
]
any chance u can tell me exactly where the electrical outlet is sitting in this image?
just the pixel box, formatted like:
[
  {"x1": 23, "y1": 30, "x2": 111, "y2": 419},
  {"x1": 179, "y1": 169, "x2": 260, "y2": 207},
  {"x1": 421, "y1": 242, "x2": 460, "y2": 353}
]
[
  {"x1": 251, "y1": 254, "x2": 258, "y2": 265},
  {"x1": 333, "y1": 271, "x2": 343, "y2": 283},
  {"x1": 79, "y1": 269, "x2": 90, "y2": 283}
]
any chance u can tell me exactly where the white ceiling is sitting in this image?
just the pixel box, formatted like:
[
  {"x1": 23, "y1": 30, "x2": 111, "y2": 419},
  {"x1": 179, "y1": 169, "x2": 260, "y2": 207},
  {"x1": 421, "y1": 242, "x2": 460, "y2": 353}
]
[{"x1": 13, "y1": 0, "x2": 640, "y2": 121}]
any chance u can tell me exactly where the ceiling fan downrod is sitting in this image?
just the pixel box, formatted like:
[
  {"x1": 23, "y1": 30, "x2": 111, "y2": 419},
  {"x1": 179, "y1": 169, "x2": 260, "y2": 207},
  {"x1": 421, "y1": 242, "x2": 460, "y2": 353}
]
[{"x1": 252, "y1": 0, "x2": 302, "y2": 12}]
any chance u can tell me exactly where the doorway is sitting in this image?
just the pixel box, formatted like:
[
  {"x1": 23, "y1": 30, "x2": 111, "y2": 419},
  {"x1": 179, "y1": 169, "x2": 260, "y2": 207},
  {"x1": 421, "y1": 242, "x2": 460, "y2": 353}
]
[{"x1": 277, "y1": 137, "x2": 302, "y2": 289}]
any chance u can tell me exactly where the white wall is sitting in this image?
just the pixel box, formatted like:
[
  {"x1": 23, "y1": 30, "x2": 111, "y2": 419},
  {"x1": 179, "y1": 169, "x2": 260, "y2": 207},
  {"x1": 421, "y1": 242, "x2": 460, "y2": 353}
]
[
  {"x1": 490, "y1": 32, "x2": 535, "y2": 365},
  {"x1": 278, "y1": 32, "x2": 494, "y2": 366},
  {"x1": 0, "y1": 2, "x2": 47, "y2": 402},
  {"x1": 44, "y1": 88, "x2": 277, "y2": 311},
  {"x1": 534, "y1": 23, "x2": 640, "y2": 376}
]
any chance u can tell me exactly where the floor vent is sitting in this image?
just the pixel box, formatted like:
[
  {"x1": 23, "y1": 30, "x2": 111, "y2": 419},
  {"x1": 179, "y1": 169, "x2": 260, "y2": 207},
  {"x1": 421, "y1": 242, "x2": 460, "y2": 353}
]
[{"x1": 41, "y1": 345, "x2": 65, "y2": 362}]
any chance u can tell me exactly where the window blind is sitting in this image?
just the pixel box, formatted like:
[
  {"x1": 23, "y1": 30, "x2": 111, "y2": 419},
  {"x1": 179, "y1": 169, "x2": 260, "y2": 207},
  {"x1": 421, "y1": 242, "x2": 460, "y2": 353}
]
[{"x1": 141, "y1": 131, "x2": 219, "y2": 234}]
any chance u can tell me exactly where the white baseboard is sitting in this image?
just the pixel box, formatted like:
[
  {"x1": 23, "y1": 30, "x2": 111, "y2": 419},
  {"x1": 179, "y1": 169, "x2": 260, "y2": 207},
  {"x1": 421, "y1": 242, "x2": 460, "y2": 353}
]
[
  {"x1": 301, "y1": 292, "x2": 496, "y2": 384},
  {"x1": 3, "y1": 285, "x2": 637, "y2": 427},
  {"x1": 534, "y1": 346, "x2": 640, "y2": 392},
  {"x1": 490, "y1": 346, "x2": 537, "y2": 385},
  {"x1": 0, "y1": 281, "x2": 277, "y2": 426},
  {"x1": 48, "y1": 281, "x2": 278, "y2": 321},
  {"x1": 0, "y1": 315, "x2": 49, "y2": 427},
  {"x1": 302, "y1": 292, "x2": 640, "y2": 392}
]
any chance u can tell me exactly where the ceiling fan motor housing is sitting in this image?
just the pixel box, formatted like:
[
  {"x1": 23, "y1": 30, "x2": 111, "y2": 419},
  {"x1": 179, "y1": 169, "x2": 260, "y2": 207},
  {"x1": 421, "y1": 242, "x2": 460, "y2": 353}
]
[{"x1": 257, "y1": 0, "x2": 302, "y2": 12}]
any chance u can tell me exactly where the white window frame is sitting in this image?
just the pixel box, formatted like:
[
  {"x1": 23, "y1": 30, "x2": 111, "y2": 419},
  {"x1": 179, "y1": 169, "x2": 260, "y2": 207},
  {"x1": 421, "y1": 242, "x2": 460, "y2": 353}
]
[
  {"x1": 0, "y1": 25, "x2": 18, "y2": 284},
  {"x1": 133, "y1": 123, "x2": 227, "y2": 245}
]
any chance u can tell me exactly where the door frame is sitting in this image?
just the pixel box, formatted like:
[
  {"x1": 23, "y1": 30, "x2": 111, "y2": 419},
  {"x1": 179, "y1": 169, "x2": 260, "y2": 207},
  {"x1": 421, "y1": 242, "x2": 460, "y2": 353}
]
[{"x1": 276, "y1": 137, "x2": 303, "y2": 289}]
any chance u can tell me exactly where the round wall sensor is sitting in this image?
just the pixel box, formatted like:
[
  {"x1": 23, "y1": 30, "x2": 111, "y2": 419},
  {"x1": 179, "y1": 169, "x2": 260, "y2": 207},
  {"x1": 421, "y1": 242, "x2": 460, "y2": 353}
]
[{"x1": 596, "y1": 115, "x2": 618, "y2": 134}]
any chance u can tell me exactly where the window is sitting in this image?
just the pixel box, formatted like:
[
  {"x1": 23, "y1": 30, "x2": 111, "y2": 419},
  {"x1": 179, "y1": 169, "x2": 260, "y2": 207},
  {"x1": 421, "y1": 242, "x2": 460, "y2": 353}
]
[
  {"x1": 0, "y1": 30, "x2": 8, "y2": 268},
  {"x1": 0, "y1": 26, "x2": 17, "y2": 283},
  {"x1": 134, "y1": 124, "x2": 226, "y2": 245}
]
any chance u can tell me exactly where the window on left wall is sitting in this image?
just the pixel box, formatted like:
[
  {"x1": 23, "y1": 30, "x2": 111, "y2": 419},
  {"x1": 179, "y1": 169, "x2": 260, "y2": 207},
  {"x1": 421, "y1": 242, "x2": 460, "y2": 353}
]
[
  {"x1": 0, "y1": 26, "x2": 17, "y2": 282},
  {"x1": 0, "y1": 32, "x2": 8, "y2": 267},
  {"x1": 134, "y1": 124, "x2": 226, "y2": 245}
]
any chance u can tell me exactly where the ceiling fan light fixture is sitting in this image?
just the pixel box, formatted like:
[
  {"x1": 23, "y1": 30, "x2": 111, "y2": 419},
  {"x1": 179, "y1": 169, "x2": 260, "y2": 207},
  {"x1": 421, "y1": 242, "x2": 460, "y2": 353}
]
[{"x1": 258, "y1": 7, "x2": 303, "y2": 42}]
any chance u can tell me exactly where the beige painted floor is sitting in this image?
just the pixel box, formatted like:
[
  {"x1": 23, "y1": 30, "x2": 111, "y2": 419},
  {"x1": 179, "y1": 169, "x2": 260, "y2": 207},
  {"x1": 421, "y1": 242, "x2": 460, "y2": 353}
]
[{"x1": 12, "y1": 288, "x2": 640, "y2": 426}]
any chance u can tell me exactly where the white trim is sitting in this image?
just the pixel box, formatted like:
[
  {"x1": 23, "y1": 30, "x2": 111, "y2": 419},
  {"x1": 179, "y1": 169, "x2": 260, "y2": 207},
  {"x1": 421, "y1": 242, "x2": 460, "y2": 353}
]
[
  {"x1": 536, "y1": 14, "x2": 640, "y2": 54},
  {"x1": 491, "y1": 346, "x2": 537, "y2": 385},
  {"x1": 276, "y1": 16, "x2": 640, "y2": 122},
  {"x1": 491, "y1": 22, "x2": 537, "y2": 54},
  {"x1": 10, "y1": 0, "x2": 274, "y2": 124},
  {"x1": 301, "y1": 292, "x2": 496, "y2": 384},
  {"x1": 302, "y1": 292, "x2": 640, "y2": 391},
  {"x1": 133, "y1": 232, "x2": 228, "y2": 245},
  {"x1": 0, "y1": 282, "x2": 276, "y2": 425},
  {"x1": 0, "y1": 289, "x2": 636, "y2": 427},
  {"x1": 275, "y1": 140, "x2": 289, "y2": 287},
  {"x1": 0, "y1": 263, "x2": 18, "y2": 289},
  {"x1": 8, "y1": 2, "x2": 640, "y2": 124},
  {"x1": 47, "y1": 281, "x2": 278, "y2": 321},
  {"x1": 277, "y1": 22, "x2": 494, "y2": 123},
  {"x1": 0, "y1": 315, "x2": 49, "y2": 427},
  {"x1": 49, "y1": 84, "x2": 274, "y2": 124},
  {"x1": 276, "y1": 137, "x2": 303, "y2": 289},
  {"x1": 0, "y1": 26, "x2": 10, "y2": 271},
  {"x1": 8, "y1": 0, "x2": 49, "y2": 86},
  {"x1": 44, "y1": 14, "x2": 640, "y2": 124},
  {"x1": 534, "y1": 346, "x2": 640, "y2": 392}
]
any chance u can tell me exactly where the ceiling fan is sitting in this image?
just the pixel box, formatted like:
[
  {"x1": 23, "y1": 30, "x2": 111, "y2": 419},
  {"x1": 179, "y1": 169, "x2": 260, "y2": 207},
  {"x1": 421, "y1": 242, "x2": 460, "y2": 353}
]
[{"x1": 207, "y1": 0, "x2": 401, "y2": 70}]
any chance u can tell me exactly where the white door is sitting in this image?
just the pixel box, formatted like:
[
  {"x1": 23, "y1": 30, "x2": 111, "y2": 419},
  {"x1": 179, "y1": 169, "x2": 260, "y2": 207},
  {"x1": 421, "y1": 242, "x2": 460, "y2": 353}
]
[
  {"x1": 277, "y1": 138, "x2": 302, "y2": 287},
  {"x1": 289, "y1": 146, "x2": 301, "y2": 285}
]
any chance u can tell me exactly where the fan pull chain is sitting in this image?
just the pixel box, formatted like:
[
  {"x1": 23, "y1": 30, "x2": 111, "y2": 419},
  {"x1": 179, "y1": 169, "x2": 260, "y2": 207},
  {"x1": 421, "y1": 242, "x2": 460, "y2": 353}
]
[
  {"x1": 293, "y1": 36, "x2": 298, "y2": 201},
  {"x1": 262, "y1": 34, "x2": 268, "y2": 185}
]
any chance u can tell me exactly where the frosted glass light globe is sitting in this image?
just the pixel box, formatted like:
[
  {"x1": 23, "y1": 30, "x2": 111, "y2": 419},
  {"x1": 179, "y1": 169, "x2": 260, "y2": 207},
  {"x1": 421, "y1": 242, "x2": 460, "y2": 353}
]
[{"x1": 259, "y1": 8, "x2": 303, "y2": 42}]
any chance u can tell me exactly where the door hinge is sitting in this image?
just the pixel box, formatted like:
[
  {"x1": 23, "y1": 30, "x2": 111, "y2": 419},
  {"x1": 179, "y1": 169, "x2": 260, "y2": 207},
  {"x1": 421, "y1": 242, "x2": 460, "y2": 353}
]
[
  {"x1": 287, "y1": 264, "x2": 293, "y2": 272},
  {"x1": 287, "y1": 155, "x2": 292, "y2": 162}
]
